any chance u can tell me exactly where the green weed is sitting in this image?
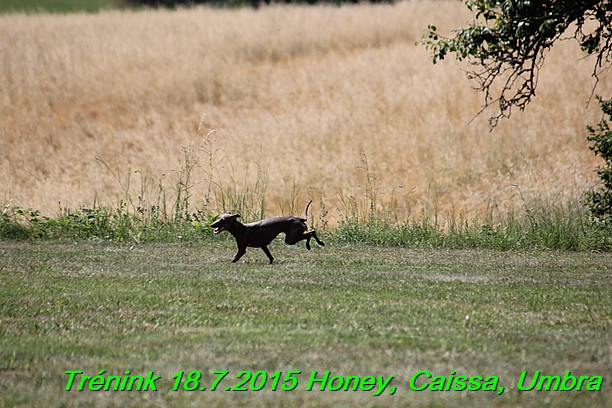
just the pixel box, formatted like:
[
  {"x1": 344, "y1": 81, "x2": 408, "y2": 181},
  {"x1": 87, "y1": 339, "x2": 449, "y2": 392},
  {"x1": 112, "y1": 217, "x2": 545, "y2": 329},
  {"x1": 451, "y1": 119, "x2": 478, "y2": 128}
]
[{"x1": 0, "y1": 0, "x2": 120, "y2": 13}]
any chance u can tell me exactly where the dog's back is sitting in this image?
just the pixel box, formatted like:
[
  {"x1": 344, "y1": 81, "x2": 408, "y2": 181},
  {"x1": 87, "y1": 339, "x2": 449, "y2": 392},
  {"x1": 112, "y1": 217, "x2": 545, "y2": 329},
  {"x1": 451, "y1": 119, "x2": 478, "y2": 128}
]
[
  {"x1": 246, "y1": 216, "x2": 306, "y2": 229},
  {"x1": 244, "y1": 216, "x2": 306, "y2": 247}
]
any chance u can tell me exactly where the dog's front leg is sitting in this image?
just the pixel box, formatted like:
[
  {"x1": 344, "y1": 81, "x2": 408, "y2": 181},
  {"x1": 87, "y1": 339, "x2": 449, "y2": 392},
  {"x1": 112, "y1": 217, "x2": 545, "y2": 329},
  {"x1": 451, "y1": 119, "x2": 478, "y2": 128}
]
[
  {"x1": 232, "y1": 242, "x2": 247, "y2": 263},
  {"x1": 261, "y1": 246, "x2": 274, "y2": 264}
]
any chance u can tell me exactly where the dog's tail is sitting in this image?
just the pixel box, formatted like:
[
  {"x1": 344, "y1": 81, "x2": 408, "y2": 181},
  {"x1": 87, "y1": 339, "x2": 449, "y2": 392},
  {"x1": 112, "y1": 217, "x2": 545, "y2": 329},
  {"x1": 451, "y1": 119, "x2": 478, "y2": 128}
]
[{"x1": 304, "y1": 200, "x2": 313, "y2": 220}]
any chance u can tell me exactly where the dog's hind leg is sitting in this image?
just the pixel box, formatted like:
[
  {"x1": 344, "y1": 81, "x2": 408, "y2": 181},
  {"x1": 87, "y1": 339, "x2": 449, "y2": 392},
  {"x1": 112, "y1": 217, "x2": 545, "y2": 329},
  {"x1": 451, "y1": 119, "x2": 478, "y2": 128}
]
[
  {"x1": 285, "y1": 230, "x2": 324, "y2": 250},
  {"x1": 310, "y1": 230, "x2": 325, "y2": 247}
]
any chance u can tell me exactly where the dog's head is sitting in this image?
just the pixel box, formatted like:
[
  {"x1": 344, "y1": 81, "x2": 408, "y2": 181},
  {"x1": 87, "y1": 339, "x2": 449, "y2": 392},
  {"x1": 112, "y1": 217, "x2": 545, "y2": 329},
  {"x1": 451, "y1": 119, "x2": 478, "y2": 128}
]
[{"x1": 210, "y1": 212, "x2": 240, "y2": 234}]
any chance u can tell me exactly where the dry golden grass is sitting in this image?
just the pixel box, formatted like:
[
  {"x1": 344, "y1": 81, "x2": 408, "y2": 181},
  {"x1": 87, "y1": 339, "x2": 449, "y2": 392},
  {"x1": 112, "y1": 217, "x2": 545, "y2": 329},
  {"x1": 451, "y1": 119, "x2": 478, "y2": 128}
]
[{"x1": 1, "y1": 1, "x2": 609, "y2": 224}]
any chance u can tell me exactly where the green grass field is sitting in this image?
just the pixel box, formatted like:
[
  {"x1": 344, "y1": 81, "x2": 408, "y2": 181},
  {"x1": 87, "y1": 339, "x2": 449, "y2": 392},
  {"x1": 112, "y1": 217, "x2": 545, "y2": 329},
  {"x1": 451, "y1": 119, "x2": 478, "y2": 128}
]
[{"x1": 1, "y1": 241, "x2": 609, "y2": 407}]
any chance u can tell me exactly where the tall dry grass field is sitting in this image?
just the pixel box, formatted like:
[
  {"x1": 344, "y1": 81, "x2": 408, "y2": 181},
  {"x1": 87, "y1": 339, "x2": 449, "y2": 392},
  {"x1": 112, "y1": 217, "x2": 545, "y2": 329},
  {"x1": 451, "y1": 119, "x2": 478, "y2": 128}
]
[{"x1": 1, "y1": 1, "x2": 609, "y2": 224}]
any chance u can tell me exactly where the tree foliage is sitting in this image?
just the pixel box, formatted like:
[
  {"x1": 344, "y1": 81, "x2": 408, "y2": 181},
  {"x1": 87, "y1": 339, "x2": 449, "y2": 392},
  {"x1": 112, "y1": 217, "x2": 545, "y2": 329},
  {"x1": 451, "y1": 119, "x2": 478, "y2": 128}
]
[
  {"x1": 585, "y1": 96, "x2": 612, "y2": 222},
  {"x1": 422, "y1": 0, "x2": 612, "y2": 127}
]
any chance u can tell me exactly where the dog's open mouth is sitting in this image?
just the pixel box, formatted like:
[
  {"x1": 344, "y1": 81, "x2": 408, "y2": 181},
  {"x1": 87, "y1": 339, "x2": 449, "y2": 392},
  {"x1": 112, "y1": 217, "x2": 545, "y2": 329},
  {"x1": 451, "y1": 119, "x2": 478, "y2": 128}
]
[{"x1": 213, "y1": 226, "x2": 224, "y2": 234}]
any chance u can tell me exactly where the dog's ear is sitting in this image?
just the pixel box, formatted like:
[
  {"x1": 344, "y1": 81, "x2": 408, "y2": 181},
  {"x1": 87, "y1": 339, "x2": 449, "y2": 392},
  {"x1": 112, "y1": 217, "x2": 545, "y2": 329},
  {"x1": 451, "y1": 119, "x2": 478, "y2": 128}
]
[{"x1": 234, "y1": 214, "x2": 241, "y2": 219}]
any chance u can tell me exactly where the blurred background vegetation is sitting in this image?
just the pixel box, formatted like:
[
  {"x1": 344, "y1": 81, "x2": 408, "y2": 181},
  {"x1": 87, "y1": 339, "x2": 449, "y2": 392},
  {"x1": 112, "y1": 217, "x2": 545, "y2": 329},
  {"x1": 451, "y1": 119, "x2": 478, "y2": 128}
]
[
  {"x1": 0, "y1": 0, "x2": 120, "y2": 13},
  {"x1": 0, "y1": 0, "x2": 391, "y2": 13}
]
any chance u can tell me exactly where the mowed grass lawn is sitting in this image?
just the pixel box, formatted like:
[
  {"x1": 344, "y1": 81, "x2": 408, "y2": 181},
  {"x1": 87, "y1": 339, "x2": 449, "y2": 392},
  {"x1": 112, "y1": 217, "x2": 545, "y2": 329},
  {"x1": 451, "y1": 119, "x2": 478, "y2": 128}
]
[{"x1": 0, "y1": 241, "x2": 609, "y2": 407}]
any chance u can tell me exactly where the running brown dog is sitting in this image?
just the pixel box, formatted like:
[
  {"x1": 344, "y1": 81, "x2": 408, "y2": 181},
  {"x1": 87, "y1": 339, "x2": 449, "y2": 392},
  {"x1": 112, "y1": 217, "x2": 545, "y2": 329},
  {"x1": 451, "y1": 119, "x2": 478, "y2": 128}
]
[{"x1": 210, "y1": 201, "x2": 325, "y2": 264}]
